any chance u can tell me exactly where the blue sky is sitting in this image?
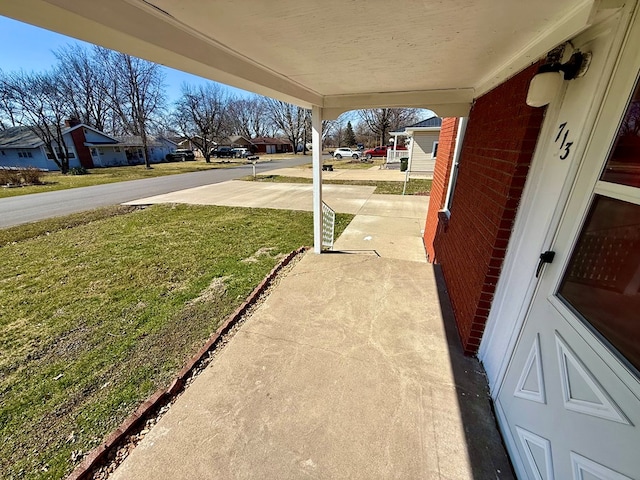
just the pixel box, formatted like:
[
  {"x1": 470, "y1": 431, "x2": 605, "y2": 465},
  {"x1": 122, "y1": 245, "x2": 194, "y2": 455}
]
[{"x1": 0, "y1": 15, "x2": 251, "y2": 104}]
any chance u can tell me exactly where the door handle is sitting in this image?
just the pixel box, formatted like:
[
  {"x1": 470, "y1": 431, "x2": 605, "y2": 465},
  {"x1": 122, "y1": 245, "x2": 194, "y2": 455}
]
[{"x1": 536, "y1": 251, "x2": 556, "y2": 278}]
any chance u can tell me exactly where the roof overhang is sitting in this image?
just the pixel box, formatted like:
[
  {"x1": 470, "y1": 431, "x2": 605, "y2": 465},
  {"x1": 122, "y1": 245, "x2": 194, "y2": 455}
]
[
  {"x1": 0, "y1": 0, "x2": 624, "y2": 118},
  {"x1": 405, "y1": 127, "x2": 442, "y2": 134}
]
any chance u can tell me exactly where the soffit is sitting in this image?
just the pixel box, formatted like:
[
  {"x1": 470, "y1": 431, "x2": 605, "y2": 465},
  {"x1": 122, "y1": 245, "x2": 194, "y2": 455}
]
[{"x1": 0, "y1": 0, "x2": 605, "y2": 116}]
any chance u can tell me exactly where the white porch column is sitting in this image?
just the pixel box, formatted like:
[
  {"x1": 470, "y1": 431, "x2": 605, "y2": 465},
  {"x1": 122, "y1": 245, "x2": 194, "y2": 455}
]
[{"x1": 312, "y1": 105, "x2": 323, "y2": 253}]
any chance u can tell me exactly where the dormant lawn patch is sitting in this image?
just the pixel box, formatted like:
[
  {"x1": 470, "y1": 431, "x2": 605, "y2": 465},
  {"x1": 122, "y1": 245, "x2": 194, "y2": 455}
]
[{"x1": 0, "y1": 204, "x2": 352, "y2": 479}]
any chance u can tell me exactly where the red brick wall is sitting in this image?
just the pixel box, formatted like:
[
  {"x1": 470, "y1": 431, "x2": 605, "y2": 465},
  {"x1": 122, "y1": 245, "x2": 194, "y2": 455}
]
[
  {"x1": 424, "y1": 118, "x2": 458, "y2": 261},
  {"x1": 432, "y1": 63, "x2": 545, "y2": 355},
  {"x1": 69, "y1": 127, "x2": 94, "y2": 169}
]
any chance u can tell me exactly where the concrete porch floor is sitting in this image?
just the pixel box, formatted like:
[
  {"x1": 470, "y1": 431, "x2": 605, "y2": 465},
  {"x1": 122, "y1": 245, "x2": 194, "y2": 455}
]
[
  {"x1": 112, "y1": 253, "x2": 513, "y2": 480},
  {"x1": 113, "y1": 178, "x2": 514, "y2": 479},
  {"x1": 111, "y1": 253, "x2": 514, "y2": 479}
]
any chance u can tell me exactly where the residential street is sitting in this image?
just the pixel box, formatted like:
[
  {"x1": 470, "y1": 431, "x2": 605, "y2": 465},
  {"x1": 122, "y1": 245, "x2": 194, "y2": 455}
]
[{"x1": 0, "y1": 157, "x2": 311, "y2": 228}]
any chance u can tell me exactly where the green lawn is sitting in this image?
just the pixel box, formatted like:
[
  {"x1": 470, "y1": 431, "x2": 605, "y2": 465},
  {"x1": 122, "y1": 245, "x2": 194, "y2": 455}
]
[
  {"x1": 241, "y1": 174, "x2": 432, "y2": 195},
  {"x1": 315, "y1": 158, "x2": 385, "y2": 169},
  {"x1": 0, "y1": 204, "x2": 352, "y2": 479},
  {"x1": 0, "y1": 155, "x2": 311, "y2": 199}
]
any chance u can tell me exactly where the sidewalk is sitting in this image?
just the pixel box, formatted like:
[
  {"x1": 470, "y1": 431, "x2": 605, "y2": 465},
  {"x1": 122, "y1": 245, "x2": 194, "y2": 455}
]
[
  {"x1": 112, "y1": 180, "x2": 514, "y2": 479},
  {"x1": 265, "y1": 165, "x2": 409, "y2": 182}
]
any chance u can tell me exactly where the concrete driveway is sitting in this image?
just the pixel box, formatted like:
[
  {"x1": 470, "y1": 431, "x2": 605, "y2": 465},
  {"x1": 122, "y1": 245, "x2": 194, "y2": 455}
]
[
  {"x1": 126, "y1": 180, "x2": 430, "y2": 263},
  {"x1": 126, "y1": 180, "x2": 376, "y2": 215}
]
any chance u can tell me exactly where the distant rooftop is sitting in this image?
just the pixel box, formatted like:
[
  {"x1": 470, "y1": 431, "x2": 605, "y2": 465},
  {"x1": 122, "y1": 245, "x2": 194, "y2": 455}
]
[{"x1": 391, "y1": 117, "x2": 443, "y2": 134}]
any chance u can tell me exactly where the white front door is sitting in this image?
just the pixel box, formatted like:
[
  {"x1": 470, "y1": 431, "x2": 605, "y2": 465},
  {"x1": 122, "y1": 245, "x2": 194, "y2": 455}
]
[{"x1": 496, "y1": 11, "x2": 640, "y2": 480}]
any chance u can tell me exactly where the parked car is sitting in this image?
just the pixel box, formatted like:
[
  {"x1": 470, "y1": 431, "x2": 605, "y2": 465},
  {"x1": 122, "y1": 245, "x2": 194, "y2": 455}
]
[
  {"x1": 363, "y1": 145, "x2": 407, "y2": 160},
  {"x1": 211, "y1": 146, "x2": 235, "y2": 158},
  {"x1": 333, "y1": 147, "x2": 360, "y2": 159},
  {"x1": 232, "y1": 147, "x2": 250, "y2": 158},
  {"x1": 165, "y1": 149, "x2": 195, "y2": 161}
]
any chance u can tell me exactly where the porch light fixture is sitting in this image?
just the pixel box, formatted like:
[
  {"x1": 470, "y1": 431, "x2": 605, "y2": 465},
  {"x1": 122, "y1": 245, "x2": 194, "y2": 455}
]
[{"x1": 526, "y1": 51, "x2": 591, "y2": 107}]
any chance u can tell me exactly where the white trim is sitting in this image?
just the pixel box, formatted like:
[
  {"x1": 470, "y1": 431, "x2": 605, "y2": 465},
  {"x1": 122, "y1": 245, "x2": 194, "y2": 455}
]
[
  {"x1": 494, "y1": 401, "x2": 529, "y2": 479},
  {"x1": 514, "y1": 333, "x2": 547, "y2": 404},
  {"x1": 478, "y1": 5, "x2": 636, "y2": 394},
  {"x1": 571, "y1": 451, "x2": 634, "y2": 480},
  {"x1": 595, "y1": 181, "x2": 640, "y2": 205},
  {"x1": 443, "y1": 117, "x2": 467, "y2": 211},
  {"x1": 322, "y1": 90, "x2": 473, "y2": 120},
  {"x1": 405, "y1": 126, "x2": 442, "y2": 134},
  {"x1": 312, "y1": 106, "x2": 323, "y2": 254},
  {"x1": 555, "y1": 333, "x2": 630, "y2": 424},
  {"x1": 515, "y1": 426, "x2": 555, "y2": 480}
]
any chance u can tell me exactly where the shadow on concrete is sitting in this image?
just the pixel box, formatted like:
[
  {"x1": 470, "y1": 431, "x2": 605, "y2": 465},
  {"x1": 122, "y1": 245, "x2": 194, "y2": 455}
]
[
  {"x1": 432, "y1": 264, "x2": 516, "y2": 479},
  {"x1": 325, "y1": 249, "x2": 381, "y2": 256}
]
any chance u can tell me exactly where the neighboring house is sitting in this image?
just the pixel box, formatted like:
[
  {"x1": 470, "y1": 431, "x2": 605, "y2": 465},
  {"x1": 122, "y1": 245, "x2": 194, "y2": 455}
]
[
  {"x1": 113, "y1": 136, "x2": 177, "y2": 165},
  {"x1": 220, "y1": 135, "x2": 254, "y2": 148},
  {"x1": 391, "y1": 117, "x2": 442, "y2": 172},
  {"x1": 79, "y1": 127, "x2": 128, "y2": 167},
  {"x1": 250, "y1": 137, "x2": 293, "y2": 154},
  {"x1": 0, "y1": 125, "x2": 84, "y2": 171},
  {"x1": 0, "y1": 122, "x2": 178, "y2": 170},
  {"x1": 174, "y1": 136, "x2": 213, "y2": 157}
]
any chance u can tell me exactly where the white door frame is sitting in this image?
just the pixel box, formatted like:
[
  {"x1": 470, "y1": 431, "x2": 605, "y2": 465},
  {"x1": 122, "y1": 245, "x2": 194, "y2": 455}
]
[{"x1": 478, "y1": 2, "x2": 639, "y2": 395}]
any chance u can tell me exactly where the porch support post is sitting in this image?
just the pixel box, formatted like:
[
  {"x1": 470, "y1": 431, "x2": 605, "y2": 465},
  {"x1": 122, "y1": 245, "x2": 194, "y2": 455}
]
[{"x1": 312, "y1": 105, "x2": 323, "y2": 253}]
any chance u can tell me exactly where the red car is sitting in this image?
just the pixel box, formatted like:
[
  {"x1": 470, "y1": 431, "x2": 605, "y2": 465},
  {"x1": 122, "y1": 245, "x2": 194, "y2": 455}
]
[{"x1": 363, "y1": 145, "x2": 407, "y2": 160}]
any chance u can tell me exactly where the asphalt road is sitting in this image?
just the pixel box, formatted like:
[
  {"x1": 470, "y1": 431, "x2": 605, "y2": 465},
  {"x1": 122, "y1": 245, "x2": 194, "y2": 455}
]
[{"x1": 0, "y1": 157, "x2": 313, "y2": 228}]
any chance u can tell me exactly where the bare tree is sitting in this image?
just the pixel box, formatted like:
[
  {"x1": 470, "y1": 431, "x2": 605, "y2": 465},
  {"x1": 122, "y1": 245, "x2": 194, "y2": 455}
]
[
  {"x1": 0, "y1": 70, "x2": 19, "y2": 130},
  {"x1": 53, "y1": 44, "x2": 112, "y2": 131},
  {"x1": 355, "y1": 120, "x2": 375, "y2": 147},
  {"x1": 265, "y1": 99, "x2": 305, "y2": 154},
  {"x1": 357, "y1": 108, "x2": 420, "y2": 146},
  {"x1": 2, "y1": 70, "x2": 74, "y2": 172},
  {"x1": 620, "y1": 99, "x2": 640, "y2": 137},
  {"x1": 227, "y1": 95, "x2": 270, "y2": 139},
  {"x1": 97, "y1": 48, "x2": 166, "y2": 168},
  {"x1": 172, "y1": 83, "x2": 229, "y2": 162}
]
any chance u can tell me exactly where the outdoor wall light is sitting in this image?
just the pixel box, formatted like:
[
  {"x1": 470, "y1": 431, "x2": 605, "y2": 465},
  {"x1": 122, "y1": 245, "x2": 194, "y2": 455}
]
[{"x1": 526, "y1": 51, "x2": 591, "y2": 107}]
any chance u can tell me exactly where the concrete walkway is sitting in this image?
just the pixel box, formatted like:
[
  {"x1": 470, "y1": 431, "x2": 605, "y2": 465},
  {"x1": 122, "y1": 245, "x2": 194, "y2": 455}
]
[
  {"x1": 111, "y1": 254, "x2": 513, "y2": 480},
  {"x1": 112, "y1": 178, "x2": 514, "y2": 479}
]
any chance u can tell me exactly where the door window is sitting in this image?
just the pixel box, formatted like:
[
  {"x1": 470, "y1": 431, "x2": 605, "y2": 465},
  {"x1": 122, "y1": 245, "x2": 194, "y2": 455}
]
[
  {"x1": 558, "y1": 195, "x2": 640, "y2": 373},
  {"x1": 558, "y1": 76, "x2": 640, "y2": 375},
  {"x1": 600, "y1": 80, "x2": 640, "y2": 188}
]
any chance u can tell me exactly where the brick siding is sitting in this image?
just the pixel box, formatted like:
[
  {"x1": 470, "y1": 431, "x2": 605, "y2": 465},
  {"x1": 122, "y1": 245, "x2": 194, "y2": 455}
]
[
  {"x1": 423, "y1": 117, "x2": 458, "y2": 261},
  {"x1": 427, "y1": 63, "x2": 545, "y2": 355}
]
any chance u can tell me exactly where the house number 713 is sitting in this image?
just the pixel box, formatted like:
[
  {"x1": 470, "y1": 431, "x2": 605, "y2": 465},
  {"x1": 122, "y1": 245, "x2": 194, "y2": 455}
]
[{"x1": 555, "y1": 122, "x2": 573, "y2": 160}]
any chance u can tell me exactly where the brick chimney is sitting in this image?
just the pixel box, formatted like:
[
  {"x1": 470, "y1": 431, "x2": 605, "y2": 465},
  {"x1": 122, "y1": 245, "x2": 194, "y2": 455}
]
[{"x1": 64, "y1": 117, "x2": 81, "y2": 128}]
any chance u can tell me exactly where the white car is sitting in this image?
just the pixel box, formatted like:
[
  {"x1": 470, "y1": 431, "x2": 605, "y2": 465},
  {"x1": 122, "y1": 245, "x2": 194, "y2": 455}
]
[{"x1": 333, "y1": 147, "x2": 360, "y2": 160}]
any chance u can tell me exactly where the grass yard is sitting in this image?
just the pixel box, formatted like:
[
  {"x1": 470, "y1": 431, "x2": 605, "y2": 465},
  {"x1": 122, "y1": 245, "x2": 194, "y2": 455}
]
[
  {"x1": 0, "y1": 161, "x2": 221, "y2": 199},
  {"x1": 242, "y1": 174, "x2": 432, "y2": 195},
  {"x1": 0, "y1": 154, "x2": 308, "y2": 199},
  {"x1": 0, "y1": 204, "x2": 352, "y2": 479}
]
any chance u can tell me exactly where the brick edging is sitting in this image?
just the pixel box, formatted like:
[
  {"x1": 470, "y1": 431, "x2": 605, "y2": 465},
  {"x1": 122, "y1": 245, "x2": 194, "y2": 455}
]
[{"x1": 67, "y1": 246, "x2": 309, "y2": 480}]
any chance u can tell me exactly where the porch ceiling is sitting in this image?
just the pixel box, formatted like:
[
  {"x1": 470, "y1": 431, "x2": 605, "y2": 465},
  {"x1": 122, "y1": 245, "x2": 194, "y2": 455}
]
[{"x1": 0, "y1": 0, "x2": 608, "y2": 117}]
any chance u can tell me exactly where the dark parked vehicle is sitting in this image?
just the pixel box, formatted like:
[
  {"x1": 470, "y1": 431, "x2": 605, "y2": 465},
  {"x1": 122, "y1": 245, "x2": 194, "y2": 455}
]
[
  {"x1": 166, "y1": 149, "x2": 195, "y2": 161},
  {"x1": 211, "y1": 146, "x2": 235, "y2": 158}
]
